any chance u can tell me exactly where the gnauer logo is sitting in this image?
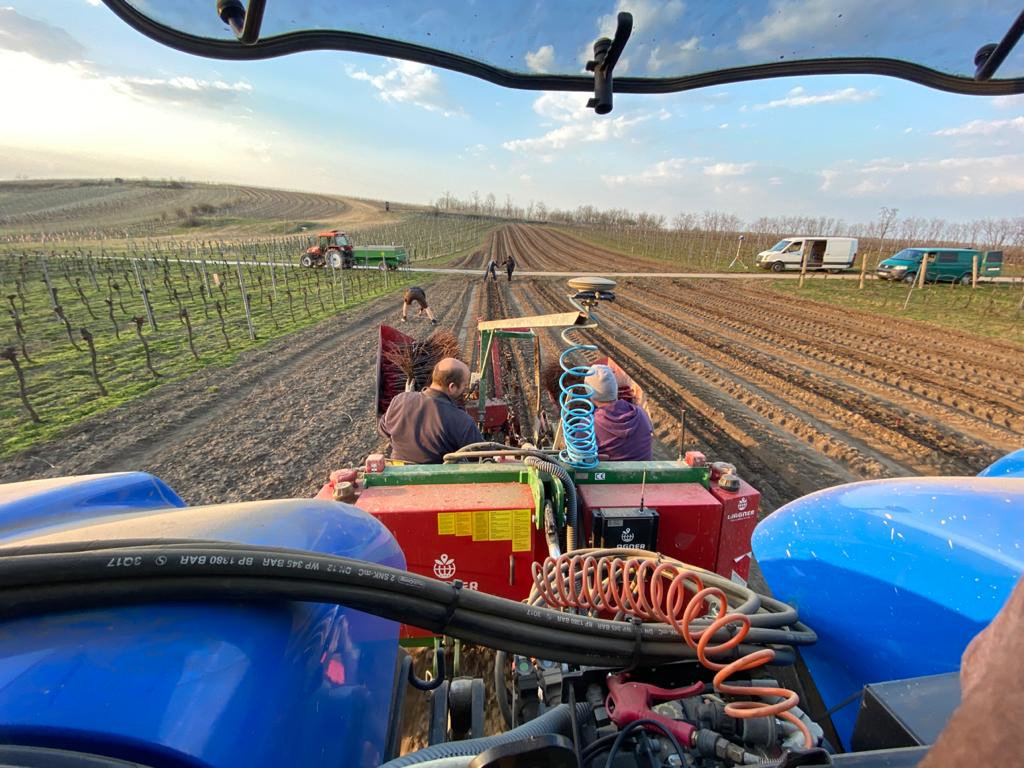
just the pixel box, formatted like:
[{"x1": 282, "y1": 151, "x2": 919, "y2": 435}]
[
  {"x1": 737, "y1": 497, "x2": 748, "y2": 512},
  {"x1": 433, "y1": 553, "x2": 456, "y2": 580},
  {"x1": 620, "y1": 527, "x2": 635, "y2": 544}
]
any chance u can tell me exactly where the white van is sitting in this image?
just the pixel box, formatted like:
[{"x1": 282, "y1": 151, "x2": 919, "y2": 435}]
[{"x1": 756, "y1": 237, "x2": 858, "y2": 273}]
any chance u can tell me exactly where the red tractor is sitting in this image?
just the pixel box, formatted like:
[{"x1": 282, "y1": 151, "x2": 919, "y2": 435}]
[{"x1": 301, "y1": 229, "x2": 354, "y2": 268}]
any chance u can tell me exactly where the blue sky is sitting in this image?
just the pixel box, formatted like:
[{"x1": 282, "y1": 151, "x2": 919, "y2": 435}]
[{"x1": 1, "y1": 1, "x2": 1023, "y2": 225}]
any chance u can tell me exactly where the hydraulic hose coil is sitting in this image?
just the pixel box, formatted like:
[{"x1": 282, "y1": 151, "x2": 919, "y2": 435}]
[{"x1": 558, "y1": 342, "x2": 598, "y2": 469}]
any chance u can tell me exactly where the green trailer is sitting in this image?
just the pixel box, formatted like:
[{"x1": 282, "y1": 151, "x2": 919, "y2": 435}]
[{"x1": 351, "y1": 245, "x2": 408, "y2": 271}]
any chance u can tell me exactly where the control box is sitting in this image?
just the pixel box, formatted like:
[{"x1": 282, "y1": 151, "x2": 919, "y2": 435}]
[
  {"x1": 578, "y1": 482, "x2": 724, "y2": 572},
  {"x1": 591, "y1": 507, "x2": 659, "y2": 550}
]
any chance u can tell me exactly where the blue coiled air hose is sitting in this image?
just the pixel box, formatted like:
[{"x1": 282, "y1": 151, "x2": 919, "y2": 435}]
[{"x1": 557, "y1": 330, "x2": 598, "y2": 470}]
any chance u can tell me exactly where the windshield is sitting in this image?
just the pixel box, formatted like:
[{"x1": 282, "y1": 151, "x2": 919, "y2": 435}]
[
  {"x1": 120, "y1": 1, "x2": 1024, "y2": 80},
  {"x1": 889, "y1": 249, "x2": 923, "y2": 262},
  {"x1": 335, "y1": 234, "x2": 350, "y2": 246},
  {"x1": 769, "y1": 240, "x2": 792, "y2": 252}
]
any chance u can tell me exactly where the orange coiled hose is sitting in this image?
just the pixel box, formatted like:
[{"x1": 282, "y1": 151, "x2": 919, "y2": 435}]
[{"x1": 531, "y1": 552, "x2": 813, "y2": 749}]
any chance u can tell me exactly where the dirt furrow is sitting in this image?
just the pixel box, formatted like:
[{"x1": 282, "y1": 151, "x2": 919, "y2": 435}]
[
  {"x1": 697, "y1": 281, "x2": 1024, "y2": 390},
  {"x1": 611, "y1": 292, "x2": 999, "y2": 475},
  {"x1": 741, "y1": 282, "x2": 1024, "y2": 374},
  {"x1": 641, "y1": 281, "x2": 1024, "y2": 444}
]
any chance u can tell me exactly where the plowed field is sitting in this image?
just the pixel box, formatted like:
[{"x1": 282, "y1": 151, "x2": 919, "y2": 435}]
[{"x1": 4, "y1": 223, "x2": 1021, "y2": 515}]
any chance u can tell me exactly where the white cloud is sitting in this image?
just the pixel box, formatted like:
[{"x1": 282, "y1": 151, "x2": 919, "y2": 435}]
[
  {"x1": 347, "y1": 60, "x2": 461, "y2": 117},
  {"x1": 519, "y1": 174, "x2": 532, "y2": 182},
  {"x1": 704, "y1": 162, "x2": 754, "y2": 177},
  {"x1": 503, "y1": 92, "x2": 653, "y2": 154},
  {"x1": 718, "y1": 123, "x2": 729, "y2": 129},
  {"x1": 532, "y1": 91, "x2": 590, "y2": 122},
  {"x1": 503, "y1": 114, "x2": 647, "y2": 153},
  {"x1": 750, "y1": 86, "x2": 876, "y2": 110},
  {"x1": 850, "y1": 179, "x2": 889, "y2": 195},
  {"x1": 111, "y1": 75, "x2": 253, "y2": 107},
  {"x1": 647, "y1": 36, "x2": 700, "y2": 73},
  {"x1": 0, "y1": 9, "x2": 252, "y2": 111},
  {"x1": 933, "y1": 117, "x2": 1024, "y2": 137},
  {"x1": 602, "y1": 156, "x2": 711, "y2": 187},
  {"x1": 769, "y1": 177, "x2": 783, "y2": 185},
  {"x1": 818, "y1": 154, "x2": 1024, "y2": 198},
  {"x1": 992, "y1": 94, "x2": 1024, "y2": 110},
  {"x1": 525, "y1": 45, "x2": 555, "y2": 74},
  {"x1": 738, "y1": 0, "x2": 890, "y2": 53},
  {"x1": 860, "y1": 159, "x2": 910, "y2": 173},
  {"x1": 0, "y1": 50, "x2": 295, "y2": 182},
  {"x1": 0, "y1": 7, "x2": 87, "y2": 62},
  {"x1": 85, "y1": 0, "x2": 101, "y2": 5}
]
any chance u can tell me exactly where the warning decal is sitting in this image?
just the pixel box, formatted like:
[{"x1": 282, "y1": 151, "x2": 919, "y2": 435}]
[
  {"x1": 512, "y1": 509, "x2": 532, "y2": 552},
  {"x1": 435, "y1": 510, "x2": 532, "y2": 550},
  {"x1": 472, "y1": 511, "x2": 489, "y2": 541},
  {"x1": 489, "y1": 510, "x2": 513, "y2": 541}
]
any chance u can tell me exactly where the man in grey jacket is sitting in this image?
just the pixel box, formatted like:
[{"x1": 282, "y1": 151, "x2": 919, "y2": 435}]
[{"x1": 379, "y1": 357, "x2": 484, "y2": 463}]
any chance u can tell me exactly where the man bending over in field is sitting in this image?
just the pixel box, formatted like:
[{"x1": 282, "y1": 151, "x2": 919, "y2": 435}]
[{"x1": 402, "y1": 286, "x2": 437, "y2": 324}]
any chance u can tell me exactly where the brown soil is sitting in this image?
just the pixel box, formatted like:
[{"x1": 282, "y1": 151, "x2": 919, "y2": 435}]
[{"x1": 4, "y1": 223, "x2": 1022, "y2": 751}]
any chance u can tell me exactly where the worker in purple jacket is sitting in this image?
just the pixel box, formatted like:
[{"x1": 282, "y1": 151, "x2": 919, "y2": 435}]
[{"x1": 585, "y1": 364, "x2": 653, "y2": 461}]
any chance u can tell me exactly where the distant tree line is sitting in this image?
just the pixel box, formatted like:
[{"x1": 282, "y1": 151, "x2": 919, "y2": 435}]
[{"x1": 433, "y1": 191, "x2": 1024, "y2": 256}]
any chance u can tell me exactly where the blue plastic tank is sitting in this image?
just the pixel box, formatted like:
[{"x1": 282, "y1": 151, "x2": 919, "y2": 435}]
[
  {"x1": 753, "y1": 475, "x2": 1024, "y2": 749},
  {"x1": 0, "y1": 472, "x2": 186, "y2": 539},
  {"x1": 978, "y1": 447, "x2": 1024, "y2": 478},
  {"x1": 0, "y1": 488, "x2": 405, "y2": 768}
]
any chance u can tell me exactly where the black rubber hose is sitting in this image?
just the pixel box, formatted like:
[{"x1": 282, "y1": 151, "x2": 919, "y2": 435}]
[
  {"x1": 0, "y1": 541, "x2": 815, "y2": 645},
  {"x1": 378, "y1": 703, "x2": 592, "y2": 768},
  {"x1": 523, "y1": 457, "x2": 580, "y2": 550}
]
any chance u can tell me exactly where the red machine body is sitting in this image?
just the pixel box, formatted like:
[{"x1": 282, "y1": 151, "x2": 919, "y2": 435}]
[
  {"x1": 708, "y1": 477, "x2": 760, "y2": 583},
  {"x1": 579, "y1": 482, "x2": 720, "y2": 570},
  {"x1": 578, "y1": 478, "x2": 759, "y2": 581},
  {"x1": 354, "y1": 481, "x2": 545, "y2": 638}
]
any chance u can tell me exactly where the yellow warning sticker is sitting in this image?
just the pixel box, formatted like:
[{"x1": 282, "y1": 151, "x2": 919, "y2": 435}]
[
  {"x1": 472, "y1": 510, "x2": 490, "y2": 541},
  {"x1": 437, "y1": 513, "x2": 455, "y2": 535},
  {"x1": 437, "y1": 509, "x2": 532, "y2": 549},
  {"x1": 489, "y1": 510, "x2": 513, "y2": 541},
  {"x1": 512, "y1": 509, "x2": 532, "y2": 552}
]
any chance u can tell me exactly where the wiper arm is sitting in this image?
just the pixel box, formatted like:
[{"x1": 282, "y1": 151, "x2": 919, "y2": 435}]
[
  {"x1": 975, "y1": 8, "x2": 1024, "y2": 81},
  {"x1": 586, "y1": 12, "x2": 633, "y2": 114},
  {"x1": 216, "y1": 0, "x2": 266, "y2": 45}
]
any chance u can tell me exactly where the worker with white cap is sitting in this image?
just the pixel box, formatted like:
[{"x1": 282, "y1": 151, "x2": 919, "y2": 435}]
[{"x1": 584, "y1": 364, "x2": 653, "y2": 462}]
